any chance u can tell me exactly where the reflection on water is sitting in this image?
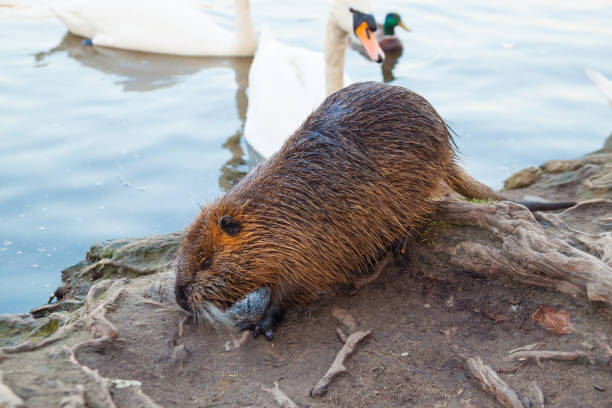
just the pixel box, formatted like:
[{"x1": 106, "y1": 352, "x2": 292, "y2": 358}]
[
  {"x1": 34, "y1": 33, "x2": 252, "y2": 93},
  {"x1": 34, "y1": 33, "x2": 253, "y2": 192},
  {"x1": 218, "y1": 56, "x2": 253, "y2": 191},
  {"x1": 381, "y1": 50, "x2": 402, "y2": 83},
  {"x1": 351, "y1": 39, "x2": 403, "y2": 83},
  {"x1": 219, "y1": 130, "x2": 248, "y2": 191}
]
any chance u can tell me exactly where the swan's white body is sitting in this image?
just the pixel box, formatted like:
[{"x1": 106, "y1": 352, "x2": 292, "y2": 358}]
[
  {"x1": 244, "y1": 27, "x2": 352, "y2": 158},
  {"x1": 44, "y1": 0, "x2": 256, "y2": 56},
  {"x1": 586, "y1": 68, "x2": 612, "y2": 108},
  {"x1": 244, "y1": 0, "x2": 378, "y2": 158}
]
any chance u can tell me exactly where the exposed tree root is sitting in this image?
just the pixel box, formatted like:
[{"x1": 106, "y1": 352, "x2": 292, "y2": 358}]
[
  {"x1": 77, "y1": 259, "x2": 156, "y2": 281},
  {"x1": 72, "y1": 280, "x2": 125, "y2": 353},
  {"x1": 535, "y1": 200, "x2": 612, "y2": 267},
  {"x1": 58, "y1": 384, "x2": 85, "y2": 408},
  {"x1": 65, "y1": 345, "x2": 117, "y2": 408},
  {"x1": 465, "y1": 356, "x2": 526, "y2": 408},
  {"x1": 0, "y1": 332, "x2": 66, "y2": 354},
  {"x1": 408, "y1": 200, "x2": 612, "y2": 306},
  {"x1": 505, "y1": 350, "x2": 591, "y2": 367},
  {"x1": 0, "y1": 312, "x2": 74, "y2": 354},
  {"x1": 311, "y1": 330, "x2": 371, "y2": 397},
  {"x1": 261, "y1": 382, "x2": 300, "y2": 408},
  {"x1": 65, "y1": 345, "x2": 163, "y2": 408},
  {"x1": 0, "y1": 370, "x2": 25, "y2": 408}
]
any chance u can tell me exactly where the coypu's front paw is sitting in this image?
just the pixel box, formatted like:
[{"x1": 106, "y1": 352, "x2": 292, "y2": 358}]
[
  {"x1": 238, "y1": 304, "x2": 285, "y2": 341},
  {"x1": 238, "y1": 319, "x2": 275, "y2": 341}
]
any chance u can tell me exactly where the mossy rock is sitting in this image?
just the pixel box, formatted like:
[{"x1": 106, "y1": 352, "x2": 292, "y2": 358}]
[
  {"x1": 540, "y1": 159, "x2": 583, "y2": 174},
  {"x1": 503, "y1": 166, "x2": 542, "y2": 190}
]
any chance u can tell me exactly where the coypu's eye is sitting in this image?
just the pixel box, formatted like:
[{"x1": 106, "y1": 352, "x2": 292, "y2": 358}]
[
  {"x1": 200, "y1": 258, "x2": 212, "y2": 271},
  {"x1": 219, "y1": 215, "x2": 241, "y2": 236}
]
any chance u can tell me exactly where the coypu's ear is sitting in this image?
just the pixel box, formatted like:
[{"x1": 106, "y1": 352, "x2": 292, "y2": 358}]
[{"x1": 219, "y1": 215, "x2": 241, "y2": 236}]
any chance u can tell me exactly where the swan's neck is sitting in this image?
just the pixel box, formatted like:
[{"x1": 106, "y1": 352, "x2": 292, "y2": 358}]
[
  {"x1": 324, "y1": 17, "x2": 348, "y2": 96},
  {"x1": 234, "y1": 0, "x2": 257, "y2": 55}
]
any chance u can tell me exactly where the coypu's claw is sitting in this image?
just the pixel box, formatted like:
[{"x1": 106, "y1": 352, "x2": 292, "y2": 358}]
[
  {"x1": 238, "y1": 303, "x2": 285, "y2": 341},
  {"x1": 391, "y1": 239, "x2": 407, "y2": 257}
]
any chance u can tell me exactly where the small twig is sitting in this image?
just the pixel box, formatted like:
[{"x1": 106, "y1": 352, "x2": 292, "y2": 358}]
[
  {"x1": 508, "y1": 343, "x2": 545, "y2": 355},
  {"x1": 209, "y1": 390, "x2": 225, "y2": 403},
  {"x1": 466, "y1": 356, "x2": 526, "y2": 408},
  {"x1": 351, "y1": 251, "x2": 394, "y2": 294},
  {"x1": 178, "y1": 315, "x2": 187, "y2": 339},
  {"x1": 261, "y1": 382, "x2": 299, "y2": 408},
  {"x1": 171, "y1": 315, "x2": 190, "y2": 347},
  {"x1": 505, "y1": 350, "x2": 590, "y2": 367},
  {"x1": 311, "y1": 330, "x2": 371, "y2": 397},
  {"x1": 336, "y1": 327, "x2": 348, "y2": 343},
  {"x1": 138, "y1": 299, "x2": 175, "y2": 310},
  {"x1": 495, "y1": 363, "x2": 524, "y2": 374}
]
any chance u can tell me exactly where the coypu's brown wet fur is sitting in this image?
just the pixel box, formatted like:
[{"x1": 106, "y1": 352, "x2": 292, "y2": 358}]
[{"x1": 174, "y1": 81, "x2": 571, "y2": 339}]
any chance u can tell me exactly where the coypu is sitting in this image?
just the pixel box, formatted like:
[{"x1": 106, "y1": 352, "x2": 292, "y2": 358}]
[{"x1": 175, "y1": 81, "x2": 575, "y2": 340}]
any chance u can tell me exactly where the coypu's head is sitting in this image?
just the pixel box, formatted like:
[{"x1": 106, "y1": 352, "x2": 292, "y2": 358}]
[{"x1": 174, "y1": 198, "x2": 261, "y2": 320}]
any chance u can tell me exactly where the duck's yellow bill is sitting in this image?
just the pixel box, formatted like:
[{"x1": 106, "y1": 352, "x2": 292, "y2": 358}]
[
  {"x1": 398, "y1": 21, "x2": 411, "y2": 32},
  {"x1": 355, "y1": 21, "x2": 385, "y2": 63}
]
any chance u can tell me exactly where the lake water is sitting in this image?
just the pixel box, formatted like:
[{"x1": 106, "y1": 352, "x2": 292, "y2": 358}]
[{"x1": 1, "y1": 0, "x2": 611, "y2": 313}]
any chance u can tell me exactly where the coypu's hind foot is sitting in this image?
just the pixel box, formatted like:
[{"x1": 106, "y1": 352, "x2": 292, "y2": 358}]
[{"x1": 238, "y1": 302, "x2": 285, "y2": 341}]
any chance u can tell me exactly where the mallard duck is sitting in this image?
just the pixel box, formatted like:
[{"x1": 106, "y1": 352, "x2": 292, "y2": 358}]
[{"x1": 377, "y1": 12, "x2": 410, "y2": 53}]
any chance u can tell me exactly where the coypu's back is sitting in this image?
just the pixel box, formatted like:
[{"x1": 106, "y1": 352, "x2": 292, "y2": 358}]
[{"x1": 176, "y1": 81, "x2": 457, "y2": 313}]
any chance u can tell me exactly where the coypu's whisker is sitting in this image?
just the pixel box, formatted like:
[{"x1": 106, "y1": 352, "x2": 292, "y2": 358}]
[
  {"x1": 197, "y1": 304, "x2": 214, "y2": 324},
  {"x1": 204, "y1": 301, "x2": 235, "y2": 328}
]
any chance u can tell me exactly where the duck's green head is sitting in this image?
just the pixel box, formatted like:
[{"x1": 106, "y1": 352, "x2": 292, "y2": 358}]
[{"x1": 384, "y1": 13, "x2": 410, "y2": 36}]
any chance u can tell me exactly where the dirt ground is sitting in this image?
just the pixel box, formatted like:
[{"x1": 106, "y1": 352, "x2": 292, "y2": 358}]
[{"x1": 69, "y1": 255, "x2": 612, "y2": 408}]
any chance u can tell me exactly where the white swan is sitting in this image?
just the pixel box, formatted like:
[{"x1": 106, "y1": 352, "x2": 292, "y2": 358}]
[
  {"x1": 586, "y1": 68, "x2": 612, "y2": 108},
  {"x1": 44, "y1": 0, "x2": 256, "y2": 56},
  {"x1": 244, "y1": 0, "x2": 385, "y2": 158}
]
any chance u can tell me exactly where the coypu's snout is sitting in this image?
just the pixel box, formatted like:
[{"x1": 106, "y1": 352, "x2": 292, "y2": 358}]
[
  {"x1": 175, "y1": 283, "x2": 192, "y2": 313},
  {"x1": 175, "y1": 253, "x2": 194, "y2": 313}
]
